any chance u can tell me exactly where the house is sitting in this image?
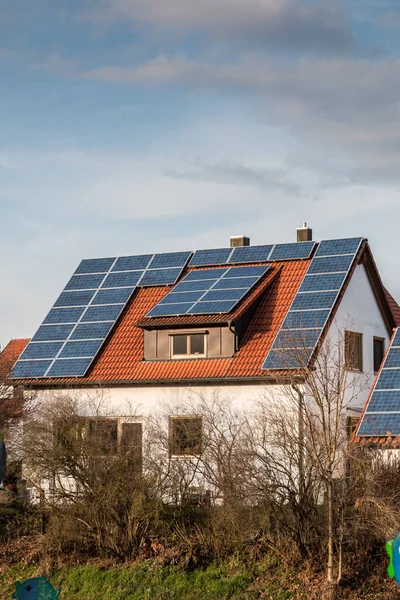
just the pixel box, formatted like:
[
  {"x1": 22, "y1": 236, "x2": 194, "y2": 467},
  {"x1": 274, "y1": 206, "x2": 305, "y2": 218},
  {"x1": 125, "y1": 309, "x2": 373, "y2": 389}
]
[{"x1": 7, "y1": 227, "x2": 400, "y2": 499}]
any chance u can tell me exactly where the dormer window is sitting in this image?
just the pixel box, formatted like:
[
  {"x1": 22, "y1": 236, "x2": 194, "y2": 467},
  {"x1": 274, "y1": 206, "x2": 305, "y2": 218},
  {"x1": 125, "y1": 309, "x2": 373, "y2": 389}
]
[{"x1": 171, "y1": 333, "x2": 206, "y2": 358}]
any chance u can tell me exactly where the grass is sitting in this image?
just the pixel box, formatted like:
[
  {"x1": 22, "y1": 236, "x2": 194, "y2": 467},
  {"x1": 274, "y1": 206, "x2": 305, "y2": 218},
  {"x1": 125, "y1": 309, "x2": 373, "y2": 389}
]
[{"x1": 0, "y1": 562, "x2": 260, "y2": 600}]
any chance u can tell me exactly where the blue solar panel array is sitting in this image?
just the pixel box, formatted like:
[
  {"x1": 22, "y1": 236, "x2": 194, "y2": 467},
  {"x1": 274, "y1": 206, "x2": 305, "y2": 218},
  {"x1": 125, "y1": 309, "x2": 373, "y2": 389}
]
[
  {"x1": 357, "y1": 328, "x2": 400, "y2": 436},
  {"x1": 146, "y1": 265, "x2": 270, "y2": 317},
  {"x1": 262, "y1": 238, "x2": 363, "y2": 371},
  {"x1": 12, "y1": 251, "x2": 192, "y2": 379},
  {"x1": 189, "y1": 242, "x2": 316, "y2": 267}
]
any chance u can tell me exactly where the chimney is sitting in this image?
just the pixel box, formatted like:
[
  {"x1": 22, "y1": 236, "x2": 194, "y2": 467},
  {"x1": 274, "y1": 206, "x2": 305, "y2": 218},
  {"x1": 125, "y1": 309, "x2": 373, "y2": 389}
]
[
  {"x1": 230, "y1": 235, "x2": 250, "y2": 248},
  {"x1": 297, "y1": 223, "x2": 312, "y2": 242}
]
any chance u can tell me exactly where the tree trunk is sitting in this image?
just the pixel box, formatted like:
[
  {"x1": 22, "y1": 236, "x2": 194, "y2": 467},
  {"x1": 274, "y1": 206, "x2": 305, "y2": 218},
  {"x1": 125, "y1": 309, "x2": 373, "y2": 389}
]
[{"x1": 325, "y1": 478, "x2": 336, "y2": 600}]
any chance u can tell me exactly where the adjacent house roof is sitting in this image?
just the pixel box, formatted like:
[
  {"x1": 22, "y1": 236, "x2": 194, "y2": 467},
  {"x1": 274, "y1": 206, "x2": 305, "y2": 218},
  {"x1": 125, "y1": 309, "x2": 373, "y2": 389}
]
[
  {"x1": 0, "y1": 339, "x2": 30, "y2": 380},
  {"x1": 354, "y1": 327, "x2": 400, "y2": 446},
  {"x1": 10, "y1": 238, "x2": 400, "y2": 387}
]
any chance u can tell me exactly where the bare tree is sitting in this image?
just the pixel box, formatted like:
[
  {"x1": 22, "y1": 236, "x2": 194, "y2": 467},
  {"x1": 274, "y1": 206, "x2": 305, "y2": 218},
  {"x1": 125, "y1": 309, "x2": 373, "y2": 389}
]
[{"x1": 254, "y1": 325, "x2": 370, "y2": 598}]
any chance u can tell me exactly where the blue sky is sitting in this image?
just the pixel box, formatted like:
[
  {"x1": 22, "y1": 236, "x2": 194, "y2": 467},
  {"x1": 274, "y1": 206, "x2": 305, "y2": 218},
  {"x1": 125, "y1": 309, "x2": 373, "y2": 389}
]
[{"x1": 1, "y1": 0, "x2": 400, "y2": 345}]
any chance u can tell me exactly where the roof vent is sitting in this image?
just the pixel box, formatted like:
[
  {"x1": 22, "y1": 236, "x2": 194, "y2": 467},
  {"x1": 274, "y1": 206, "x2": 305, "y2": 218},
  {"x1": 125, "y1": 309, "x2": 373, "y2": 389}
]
[
  {"x1": 297, "y1": 223, "x2": 312, "y2": 242},
  {"x1": 230, "y1": 235, "x2": 250, "y2": 248}
]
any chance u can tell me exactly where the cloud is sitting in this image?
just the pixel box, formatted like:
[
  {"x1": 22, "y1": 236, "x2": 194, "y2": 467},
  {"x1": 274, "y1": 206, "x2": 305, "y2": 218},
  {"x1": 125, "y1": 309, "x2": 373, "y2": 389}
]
[
  {"x1": 79, "y1": 53, "x2": 400, "y2": 187},
  {"x1": 166, "y1": 162, "x2": 301, "y2": 195},
  {"x1": 79, "y1": 0, "x2": 354, "y2": 54}
]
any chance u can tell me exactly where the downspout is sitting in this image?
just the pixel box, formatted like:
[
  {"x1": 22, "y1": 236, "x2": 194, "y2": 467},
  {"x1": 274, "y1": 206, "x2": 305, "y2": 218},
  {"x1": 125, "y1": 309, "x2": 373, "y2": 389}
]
[{"x1": 228, "y1": 320, "x2": 237, "y2": 353}]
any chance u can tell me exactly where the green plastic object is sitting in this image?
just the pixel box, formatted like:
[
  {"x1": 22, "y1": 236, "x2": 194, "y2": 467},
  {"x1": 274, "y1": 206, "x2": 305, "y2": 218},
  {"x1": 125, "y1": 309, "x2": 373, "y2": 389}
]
[
  {"x1": 12, "y1": 577, "x2": 61, "y2": 600},
  {"x1": 386, "y1": 539, "x2": 395, "y2": 579}
]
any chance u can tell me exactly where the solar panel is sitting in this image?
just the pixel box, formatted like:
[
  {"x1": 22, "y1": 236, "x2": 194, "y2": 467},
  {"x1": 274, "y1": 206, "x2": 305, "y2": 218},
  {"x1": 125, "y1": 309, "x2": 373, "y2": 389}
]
[
  {"x1": 11, "y1": 360, "x2": 53, "y2": 379},
  {"x1": 149, "y1": 251, "x2": 192, "y2": 269},
  {"x1": 281, "y1": 310, "x2": 330, "y2": 330},
  {"x1": 59, "y1": 340, "x2": 103, "y2": 358},
  {"x1": 20, "y1": 342, "x2": 64, "y2": 360},
  {"x1": 262, "y1": 348, "x2": 313, "y2": 370},
  {"x1": 101, "y1": 271, "x2": 143, "y2": 288},
  {"x1": 314, "y1": 237, "x2": 363, "y2": 257},
  {"x1": 139, "y1": 268, "x2": 182, "y2": 287},
  {"x1": 81, "y1": 305, "x2": 125, "y2": 322},
  {"x1": 366, "y1": 391, "x2": 400, "y2": 413},
  {"x1": 112, "y1": 255, "x2": 152, "y2": 271},
  {"x1": 189, "y1": 248, "x2": 232, "y2": 267},
  {"x1": 12, "y1": 247, "x2": 194, "y2": 379},
  {"x1": 229, "y1": 245, "x2": 273, "y2": 264},
  {"x1": 43, "y1": 308, "x2": 86, "y2": 324},
  {"x1": 269, "y1": 242, "x2": 316, "y2": 261},
  {"x1": 184, "y1": 268, "x2": 228, "y2": 281},
  {"x1": 350, "y1": 326, "x2": 400, "y2": 436},
  {"x1": 307, "y1": 255, "x2": 354, "y2": 275},
  {"x1": 65, "y1": 274, "x2": 105, "y2": 291},
  {"x1": 262, "y1": 237, "x2": 363, "y2": 371},
  {"x1": 54, "y1": 291, "x2": 96, "y2": 307},
  {"x1": 299, "y1": 273, "x2": 347, "y2": 293},
  {"x1": 32, "y1": 325, "x2": 75, "y2": 342},
  {"x1": 75, "y1": 258, "x2": 115, "y2": 274},
  {"x1": 375, "y1": 370, "x2": 400, "y2": 390},
  {"x1": 357, "y1": 413, "x2": 400, "y2": 437},
  {"x1": 47, "y1": 358, "x2": 93, "y2": 378},
  {"x1": 272, "y1": 329, "x2": 322, "y2": 349},
  {"x1": 146, "y1": 265, "x2": 270, "y2": 318},
  {"x1": 189, "y1": 300, "x2": 238, "y2": 314}
]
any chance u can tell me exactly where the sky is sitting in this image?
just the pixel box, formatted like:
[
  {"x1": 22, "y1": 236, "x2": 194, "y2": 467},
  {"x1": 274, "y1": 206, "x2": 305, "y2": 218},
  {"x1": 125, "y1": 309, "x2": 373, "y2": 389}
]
[{"x1": 1, "y1": 0, "x2": 400, "y2": 345}]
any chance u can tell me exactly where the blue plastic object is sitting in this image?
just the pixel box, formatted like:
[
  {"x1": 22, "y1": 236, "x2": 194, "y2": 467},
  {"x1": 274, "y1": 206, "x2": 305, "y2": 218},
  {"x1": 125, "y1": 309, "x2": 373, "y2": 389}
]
[{"x1": 12, "y1": 577, "x2": 61, "y2": 599}]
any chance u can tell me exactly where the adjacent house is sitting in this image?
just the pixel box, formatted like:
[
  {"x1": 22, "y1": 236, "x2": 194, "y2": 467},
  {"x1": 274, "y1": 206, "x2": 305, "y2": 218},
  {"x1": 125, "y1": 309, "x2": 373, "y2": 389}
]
[{"x1": 6, "y1": 227, "x2": 400, "y2": 499}]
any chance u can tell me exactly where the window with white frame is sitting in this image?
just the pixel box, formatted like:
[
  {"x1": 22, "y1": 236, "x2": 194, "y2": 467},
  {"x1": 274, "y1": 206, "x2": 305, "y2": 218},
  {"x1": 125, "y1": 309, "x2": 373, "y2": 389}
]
[{"x1": 171, "y1": 333, "x2": 206, "y2": 358}]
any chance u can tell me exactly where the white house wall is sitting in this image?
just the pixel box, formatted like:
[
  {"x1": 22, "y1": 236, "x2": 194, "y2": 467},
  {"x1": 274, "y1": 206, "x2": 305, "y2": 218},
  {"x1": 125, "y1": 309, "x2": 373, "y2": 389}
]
[{"x1": 325, "y1": 263, "x2": 390, "y2": 411}]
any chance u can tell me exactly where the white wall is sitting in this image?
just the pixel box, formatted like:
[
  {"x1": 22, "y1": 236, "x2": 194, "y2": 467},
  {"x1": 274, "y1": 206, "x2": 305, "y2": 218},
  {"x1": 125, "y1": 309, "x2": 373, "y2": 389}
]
[{"x1": 326, "y1": 263, "x2": 390, "y2": 410}]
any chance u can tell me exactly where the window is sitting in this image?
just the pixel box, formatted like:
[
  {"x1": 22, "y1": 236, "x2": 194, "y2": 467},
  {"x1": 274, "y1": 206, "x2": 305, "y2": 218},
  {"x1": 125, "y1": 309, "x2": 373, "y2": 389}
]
[
  {"x1": 171, "y1": 333, "x2": 205, "y2": 358},
  {"x1": 169, "y1": 416, "x2": 203, "y2": 457},
  {"x1": 373, "y1": 337, "x2": 385, "y2": 373},
  {"x1": 87, "y1": 419, "x2": 118, "y2": 455},
  {"x1": 54, "y1": 417, "x2": 142, "y2": 465},
  {"x1": 345, "y1": 331, "x2": 363, "y2": 371}
]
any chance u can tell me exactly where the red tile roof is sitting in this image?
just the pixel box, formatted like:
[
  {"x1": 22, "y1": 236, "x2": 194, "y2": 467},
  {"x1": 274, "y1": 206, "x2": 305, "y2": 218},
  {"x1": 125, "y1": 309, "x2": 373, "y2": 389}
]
[
  {"x1": 0, "y1": 339, "x2": 30, "y2": 380},
  {"x1": 384, "y1": 288, "x2": 400, "y2": 326},
  {"x1": 26, "y1": 260, "x2": 310, "y2": 386}
]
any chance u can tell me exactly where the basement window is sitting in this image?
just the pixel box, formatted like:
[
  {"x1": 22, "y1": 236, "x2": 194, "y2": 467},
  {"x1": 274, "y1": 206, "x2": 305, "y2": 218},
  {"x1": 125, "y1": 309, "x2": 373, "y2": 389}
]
[
  {"x1": 171, "y1": 333, "x2": 206, "y2": 358},
  {"x1": 345, "y1": 330, "x2": 363, "y2": 372},
  {"x1": 169, "y1": 416, "x2": 203, "y2": 457}
]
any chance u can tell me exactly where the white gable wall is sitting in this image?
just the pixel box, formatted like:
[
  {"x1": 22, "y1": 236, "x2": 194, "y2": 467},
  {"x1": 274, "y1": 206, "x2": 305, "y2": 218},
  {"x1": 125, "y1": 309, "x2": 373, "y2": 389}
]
[{"x1": 324, "y1": 263, "x2": 390, "y2": 411}]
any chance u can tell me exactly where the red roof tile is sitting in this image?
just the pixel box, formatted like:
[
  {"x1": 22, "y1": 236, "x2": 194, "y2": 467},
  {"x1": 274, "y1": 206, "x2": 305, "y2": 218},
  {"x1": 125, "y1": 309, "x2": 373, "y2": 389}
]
[
  {"x1": 384, "y1": 288, "x2": 400, "y2": 326},
  {"x1": 27, "y1": 260, "x2": 309, "y2": 385},
  {"x1": 0, "y1": 339, "x2": 30, "y2": 380}
]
